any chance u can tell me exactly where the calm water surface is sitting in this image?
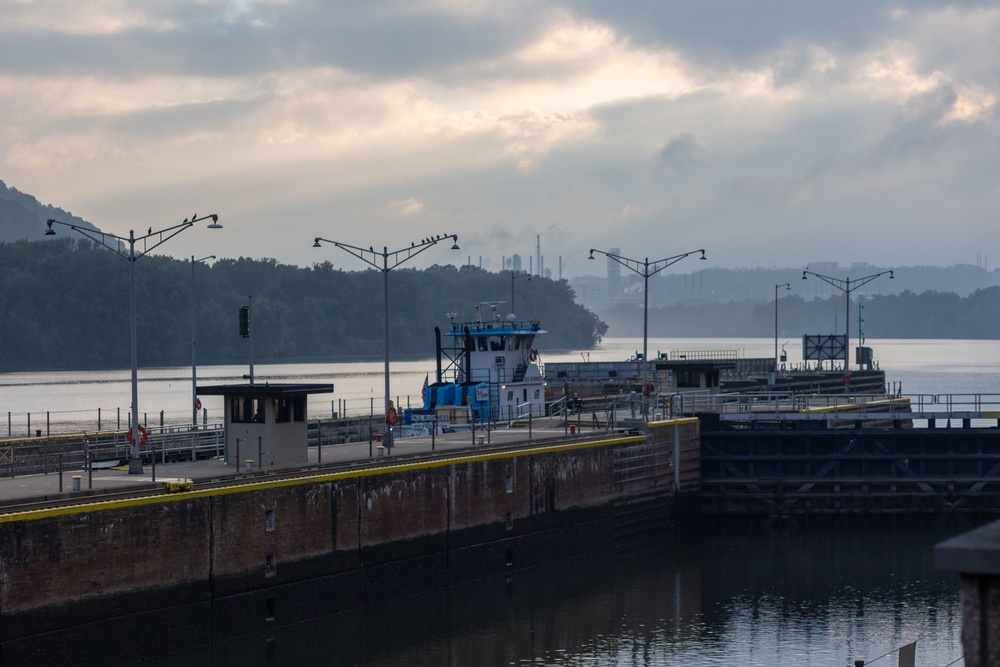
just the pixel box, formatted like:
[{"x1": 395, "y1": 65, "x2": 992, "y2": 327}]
[
  {"x1": 149, "y1": 529, "x2": 964, "y2": 667},
  {"x1": 3, "y1": 338, "x2": 999, "y2": 432}
]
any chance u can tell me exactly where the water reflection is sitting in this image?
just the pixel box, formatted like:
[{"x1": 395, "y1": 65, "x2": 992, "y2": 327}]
[{"x1": 139, "y1": 528, "x2": 963, "y2": 667}]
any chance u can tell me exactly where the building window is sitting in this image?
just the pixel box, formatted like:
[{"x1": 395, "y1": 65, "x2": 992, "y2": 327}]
[
  {"x1": 265, "y1": 554, "x2": 276, "y2": 578},
  {"x1": 265, "y1": 508, "x2": 276, "y2": 532},
  {"x1": 275, "y1": 399, "x2": 291, "y2": 423},
  {"x1": 231, "y1": 397, "x2": 248, "y2": 423},
  {"x1": 231, "y1": 397, "x2": 266, "y2": 423}
]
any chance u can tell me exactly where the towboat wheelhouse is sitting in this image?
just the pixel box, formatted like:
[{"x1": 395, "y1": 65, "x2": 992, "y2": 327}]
[{"x1": 423, "y1": 304, "x2": 547, "y2": 421}]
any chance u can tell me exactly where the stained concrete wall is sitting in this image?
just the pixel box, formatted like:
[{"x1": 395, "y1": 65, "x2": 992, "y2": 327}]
[{"x1": 0, "y1": 427, "x2": 699, "y2": 654}]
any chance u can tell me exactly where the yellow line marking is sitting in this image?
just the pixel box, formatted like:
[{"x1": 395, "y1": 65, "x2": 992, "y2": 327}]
[
  {"x1": 647, "y1": 417, "x2": 700, "y2": 428},
  {"x1": 800, "y1": 397, "x2": 911, "y2": 414},
  {"x1": 0, "y1": 435, "x2": 646, "y2": 524}
]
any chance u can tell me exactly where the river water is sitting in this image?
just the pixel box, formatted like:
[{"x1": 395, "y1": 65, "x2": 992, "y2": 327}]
[
  {"x1": 154, "y1": 528, "x2": 965, "y2": 667},
  {"x1": 3, "y1": 338, "x2": 991, "y2": 665},
  {"x1": 3, "y1": 337, "x2": 1000, "y2": 434}
]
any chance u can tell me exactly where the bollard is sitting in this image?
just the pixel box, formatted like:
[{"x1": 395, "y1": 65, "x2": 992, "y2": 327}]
[
  {"x1": 377, "y1": 445, "x2": 385, "y2": 458},
  {"x1": 570, "y1": 424, "x2": 576, "y2": 435},
  {"x1": 245, "y1": 459, "x2": 254, "y2": 471},
  {"x1": 72, "y1": 475, "x2": 81, "y2": 491},
  {"x1": 477, "y1": 435, "x2": 485, "y2": 447}
]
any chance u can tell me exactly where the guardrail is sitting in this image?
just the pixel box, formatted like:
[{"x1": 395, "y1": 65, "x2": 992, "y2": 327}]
[
  {"x1": 661, "y1": 390, "x2": 1000, "y2": 424},
  {"x1": 1, "y1": 425, "x2": 225, "y2": 478}
]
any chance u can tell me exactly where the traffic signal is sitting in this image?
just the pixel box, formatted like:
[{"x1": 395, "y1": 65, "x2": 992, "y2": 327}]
[{"x1": 239, "y1": 306, "x2": 250, "y2": 338}]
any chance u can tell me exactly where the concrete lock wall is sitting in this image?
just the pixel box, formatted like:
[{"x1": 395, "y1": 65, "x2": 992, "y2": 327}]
[{"x1": 0, "y1": 426, "x2": 699, "y2": 653}]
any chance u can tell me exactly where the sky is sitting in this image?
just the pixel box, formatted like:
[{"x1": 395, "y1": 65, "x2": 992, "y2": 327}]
[{"x1": 2, "y1": 1, "x2": 998, "y2": 278}]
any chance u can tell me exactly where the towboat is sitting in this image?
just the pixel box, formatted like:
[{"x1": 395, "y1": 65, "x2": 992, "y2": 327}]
[{"x1": 408, "y1": 303, "x2": 547, "y2": 429}]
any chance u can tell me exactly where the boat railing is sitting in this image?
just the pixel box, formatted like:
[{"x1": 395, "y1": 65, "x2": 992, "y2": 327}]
[{"x1": 547, "y1": 396, "x2": 569, "y2": 418}]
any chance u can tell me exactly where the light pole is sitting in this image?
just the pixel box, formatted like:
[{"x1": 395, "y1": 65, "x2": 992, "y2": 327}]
[
  {"x1": 802, "y1": 268, "x2": 893, "y2": 371},
  {"x1": 191, "y1": 254, "x2": 215, "y2": 428},
  {"x1": 313, "y1": 233, "x2": 459, "y2": 450},
  {"x1": 588, "y1": 247, "x2": 706, "y2": 416},
  {"x1": 775, "y1": 282, "x2": 791, "y2": 370},
  {"x1": 45, "y1": 214, "x2": 222, "y2": 474},
  {"x1": 511, "y1": 270, "x2": 531, "y2": 317}
]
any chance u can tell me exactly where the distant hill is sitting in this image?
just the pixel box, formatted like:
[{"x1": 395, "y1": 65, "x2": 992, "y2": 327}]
[{"x1": 0, "y1": 180, "x2": 99, "y2": 243}]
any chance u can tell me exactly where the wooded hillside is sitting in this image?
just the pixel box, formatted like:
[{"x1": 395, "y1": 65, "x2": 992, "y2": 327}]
[{"x1": 0, "y1": 239, "x2": 607, "y2": 372}]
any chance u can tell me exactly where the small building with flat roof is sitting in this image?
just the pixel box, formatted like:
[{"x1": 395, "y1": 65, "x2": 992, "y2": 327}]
[{"x1": 196, "y1": 382, "x2": 334, "y2": 467}]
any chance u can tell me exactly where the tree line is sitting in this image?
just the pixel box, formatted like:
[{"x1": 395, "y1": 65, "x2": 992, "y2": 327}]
[
  {"x1": 0, "y1": 239, "x2": 607, "y2": 372},
  {"x1": 597, "y1": 287, "x2": 1000, "y2": 340}
]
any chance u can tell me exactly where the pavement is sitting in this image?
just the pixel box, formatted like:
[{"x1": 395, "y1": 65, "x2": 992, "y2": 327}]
[{"x1": 0, "y1": 417, "x2": 617, "y2": 506}]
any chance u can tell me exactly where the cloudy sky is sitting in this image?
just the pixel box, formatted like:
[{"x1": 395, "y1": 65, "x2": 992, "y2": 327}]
[{"x1": 2, "y1": 1, "x2": 998, "y2": 277}]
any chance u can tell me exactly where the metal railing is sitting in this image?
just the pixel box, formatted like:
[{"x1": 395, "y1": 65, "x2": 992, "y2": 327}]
[
  {"x1": 1, "y1": 426, "x2": 225, "y2": 478},
  {"x1": 662, "y1": 390, "x2": 1000, "y2": 423}
]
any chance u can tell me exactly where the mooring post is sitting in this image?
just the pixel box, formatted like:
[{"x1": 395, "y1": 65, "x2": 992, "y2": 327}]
[
  {"x1": 674, "y1": 423, "x2": 681, "y2": 490},
  {"x1": 87, "y1": 440, "x2": 93, "y2": 489}
]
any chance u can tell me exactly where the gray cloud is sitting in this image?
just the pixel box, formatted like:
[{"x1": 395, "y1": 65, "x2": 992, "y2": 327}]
[{"x1": 1, "y1": 1, "x2": 997, "y2": 276}]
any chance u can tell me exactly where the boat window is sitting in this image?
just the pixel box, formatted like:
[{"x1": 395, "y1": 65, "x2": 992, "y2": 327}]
[
  {"x1": 489, "y1": 336, "x2": 505, "y2": 351},
  {"x1": 293, "y1": 397, "x2": 306, "y2": 421},
  {"x1": 534, "y1": 389, "x2": 540, "y2": 400},
  {"x1": 477, "y1": 337, "x2": 489, "y2": 351},
  {"x1": 507, "y1": 390, "x2": 514, "y2": 402}
]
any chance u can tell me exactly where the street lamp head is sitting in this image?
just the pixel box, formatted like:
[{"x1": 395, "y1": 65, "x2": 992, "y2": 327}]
[
  {"x1": 450, "y1": 234, "x2": 460, "y2": 250},
  {"x1": 699, "y1": 250, "x2": 707, "y2": 260},
  {"x1": 313, "y1": 238, "x2": 322, "y2": 248},
  {"x1": 889, "y1": 270, "x2": 895, "y2": 279},
  {"x1": 207, "y1": 214, "x2": 222, "y2": 229},
  {"x1": 802, "y1": 271, "x2": 808, "y2": 280},
  {"x1": 588, "y1": 250, "x2": 595, "y2": 260},
  {"x1": 44, "y1": 219, "x2": 56, "y2": 236}
]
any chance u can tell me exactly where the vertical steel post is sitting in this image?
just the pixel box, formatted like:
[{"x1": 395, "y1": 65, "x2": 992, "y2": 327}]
[{"x1": 128, "y1": 230, "x2": 142, "y2": 474}]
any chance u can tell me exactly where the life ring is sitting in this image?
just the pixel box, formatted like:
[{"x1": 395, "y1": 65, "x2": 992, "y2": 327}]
[
  {"x1": 194, "y1": 398, "x2": 202, "y2": 411},
  {"x1": 385, "y1": 405, "x2": 398, "y2": 425},
  {"x1": 127, "y1": 424, "x2": 148, "y2": 447},
  {"x1": 529, "y1": 349, "x2": 538, "y2": 362}
]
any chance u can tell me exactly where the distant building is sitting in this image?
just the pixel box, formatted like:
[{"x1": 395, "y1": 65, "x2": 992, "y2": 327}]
[{"x1": 607, "y1": 247, "x2": 621, "y2": 299}]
